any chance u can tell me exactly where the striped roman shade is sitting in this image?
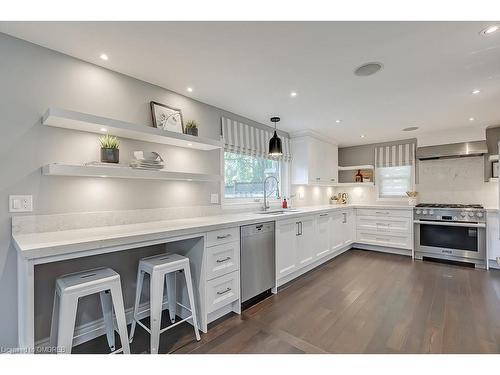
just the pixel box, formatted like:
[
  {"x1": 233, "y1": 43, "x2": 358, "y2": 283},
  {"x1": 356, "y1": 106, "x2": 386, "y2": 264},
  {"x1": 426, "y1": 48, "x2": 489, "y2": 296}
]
[
  {"x1": 375, "y1": 143, "x2": 416, "y2": 167},
  {"x1": 221, "y1": 117, "x2": 292, "y2": 162}
]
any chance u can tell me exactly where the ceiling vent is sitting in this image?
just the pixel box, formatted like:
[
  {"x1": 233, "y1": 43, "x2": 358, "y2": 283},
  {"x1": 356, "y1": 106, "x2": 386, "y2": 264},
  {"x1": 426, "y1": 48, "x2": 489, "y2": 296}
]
[{"x1": 354, "y1": 62, "x2": 383, "y2": 76}]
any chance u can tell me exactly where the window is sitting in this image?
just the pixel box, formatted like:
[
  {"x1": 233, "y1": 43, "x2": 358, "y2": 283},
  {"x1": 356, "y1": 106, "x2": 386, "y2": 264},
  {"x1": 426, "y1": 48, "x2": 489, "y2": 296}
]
[
  {"x1": 376, "y1": 165, "x2": 413, "y2": 199},
  {"x1": 224, "y1": 152, "x2": 282, "y2": 200}
]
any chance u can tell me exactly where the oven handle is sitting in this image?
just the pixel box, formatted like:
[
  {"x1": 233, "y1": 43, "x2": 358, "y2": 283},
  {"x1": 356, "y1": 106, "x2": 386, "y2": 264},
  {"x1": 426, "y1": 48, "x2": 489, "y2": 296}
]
[{"x1": 413, "y1": 220, "x2": 485, "y2": 228}]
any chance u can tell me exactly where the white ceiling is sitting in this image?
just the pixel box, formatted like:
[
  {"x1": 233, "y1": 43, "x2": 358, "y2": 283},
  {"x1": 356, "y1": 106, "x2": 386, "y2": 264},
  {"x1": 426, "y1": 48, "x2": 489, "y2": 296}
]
[{"x1": 1, "y1": 21, "x2": 500, "y2": 146}]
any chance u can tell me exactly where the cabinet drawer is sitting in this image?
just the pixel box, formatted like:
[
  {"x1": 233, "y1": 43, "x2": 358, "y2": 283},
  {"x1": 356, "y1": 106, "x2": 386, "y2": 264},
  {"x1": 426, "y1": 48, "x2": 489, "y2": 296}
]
[
  {"x1": 206, "y1": 271, "x2": 240, "y2": 313},
  {"x1": 356, "y1": 215, "x2": 411, "y2": 234},
  {"x1": 205, "y1": 242, "x2": 240, "y2": 280},
  {"x1": 356, "y1": 208, "x2": 412, "y2": 218},
  {"x1": 356, "y1": 230, "x2": 412, "y2": 249},
  {"x1": 206, "y1": 227, "x2": 239, "y2": 247}
]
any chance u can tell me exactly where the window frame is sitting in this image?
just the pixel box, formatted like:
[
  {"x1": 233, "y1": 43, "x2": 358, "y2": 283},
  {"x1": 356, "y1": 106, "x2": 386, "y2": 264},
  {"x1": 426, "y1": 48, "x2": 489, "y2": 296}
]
[
  {"x1": 221, "y1": 151, "x2": 289, "y2": 208},
  {"x1": 375, "y1": 164, "x2": 415, "y2": 202}
]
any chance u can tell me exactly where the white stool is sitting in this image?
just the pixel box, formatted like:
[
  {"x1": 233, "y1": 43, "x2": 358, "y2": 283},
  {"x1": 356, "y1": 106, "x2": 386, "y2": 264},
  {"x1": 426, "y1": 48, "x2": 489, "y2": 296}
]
[
  {"x1": 49, "y1": 268, "x2": 130, "y2": 354},
  {"x1": 129, "y1": 253, "x2": 201, "y2": 354}
]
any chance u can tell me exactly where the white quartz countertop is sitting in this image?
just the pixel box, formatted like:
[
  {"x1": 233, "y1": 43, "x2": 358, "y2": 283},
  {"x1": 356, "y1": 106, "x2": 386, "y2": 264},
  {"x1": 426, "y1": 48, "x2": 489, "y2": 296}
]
[{"x1": 12, "y1": 204, "x2": 413, "y2": 261}]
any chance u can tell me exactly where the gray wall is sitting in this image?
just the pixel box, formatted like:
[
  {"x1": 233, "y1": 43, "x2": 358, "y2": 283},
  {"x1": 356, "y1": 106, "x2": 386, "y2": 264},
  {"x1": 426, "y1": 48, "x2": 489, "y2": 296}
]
[{"x1": 0, "y1": 33, "x2": 280, "y2": 347}]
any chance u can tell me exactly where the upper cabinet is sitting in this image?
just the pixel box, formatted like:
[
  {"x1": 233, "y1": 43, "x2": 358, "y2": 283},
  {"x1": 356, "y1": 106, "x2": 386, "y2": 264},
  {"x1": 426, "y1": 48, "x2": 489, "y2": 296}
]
[{"x1": 290, "y1": 131, "x2": 338, "y2": 185}]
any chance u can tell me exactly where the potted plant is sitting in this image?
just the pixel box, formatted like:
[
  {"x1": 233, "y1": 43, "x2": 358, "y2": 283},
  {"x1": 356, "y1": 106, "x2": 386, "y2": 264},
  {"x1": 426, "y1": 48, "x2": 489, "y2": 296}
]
[
  {"x1": 185, "y1": 120, "x2": 198, "y2": 136},
  {"x1": 99, "y1": 134, "x2": 120, "y2": 163}
]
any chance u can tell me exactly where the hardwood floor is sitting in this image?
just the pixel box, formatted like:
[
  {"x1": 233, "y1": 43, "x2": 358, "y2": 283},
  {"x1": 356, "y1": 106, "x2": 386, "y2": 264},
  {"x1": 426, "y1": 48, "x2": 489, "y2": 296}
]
[{"x1": 74, "y1": 249, "x2": 500, "y2": 354}]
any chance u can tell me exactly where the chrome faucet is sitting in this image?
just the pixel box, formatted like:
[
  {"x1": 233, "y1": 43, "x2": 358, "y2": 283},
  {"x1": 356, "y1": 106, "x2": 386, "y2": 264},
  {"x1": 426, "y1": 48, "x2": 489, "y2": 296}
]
[{"x1": 263, "y1": 175, "x2": 280, "y2": 211}]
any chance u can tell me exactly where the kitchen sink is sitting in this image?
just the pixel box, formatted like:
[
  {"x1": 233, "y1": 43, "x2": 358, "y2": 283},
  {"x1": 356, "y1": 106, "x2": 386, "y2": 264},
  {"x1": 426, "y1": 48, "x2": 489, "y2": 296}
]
[{"x1": 257, "y1": 209, "x2": 300, "y2": 215}]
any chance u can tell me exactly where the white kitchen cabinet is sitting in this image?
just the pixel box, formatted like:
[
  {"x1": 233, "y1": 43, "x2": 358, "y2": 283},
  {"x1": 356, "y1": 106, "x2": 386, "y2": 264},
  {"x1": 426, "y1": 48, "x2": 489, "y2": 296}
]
[
  {"x1": 296, "y1": 216, "x2": 315, "y2": 266},
  {"x1": 355, "y1": 208, "x2": 412, "y2": 250},
  {"x1": 330, "y1": 211, "x2": 345, "y2": 251},
  {"x1": 316, "y1": 213, "x2": 331, "y2": 258},
  {"x1": 291, "y1": 132, "x2": 338, "y2": 185},
  {"x1": 487, "y1": 211, "x2": 500, "y2": 267},
  {"x1": 276, "y1": 218, "x2": 299, "y2": 279}
]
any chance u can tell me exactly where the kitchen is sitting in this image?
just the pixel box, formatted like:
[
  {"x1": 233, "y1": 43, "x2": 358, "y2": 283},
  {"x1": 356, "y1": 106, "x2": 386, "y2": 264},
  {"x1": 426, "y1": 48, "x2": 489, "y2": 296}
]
[{"x1": 1, "y1": 7, "x2": 500, "y2": 374}]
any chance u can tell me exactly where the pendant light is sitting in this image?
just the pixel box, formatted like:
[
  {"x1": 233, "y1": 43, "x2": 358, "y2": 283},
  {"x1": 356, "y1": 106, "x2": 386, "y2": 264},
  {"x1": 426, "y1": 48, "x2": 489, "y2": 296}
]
[{"x1": 269, "y1": 116, "x2": 283, "y2": 156}]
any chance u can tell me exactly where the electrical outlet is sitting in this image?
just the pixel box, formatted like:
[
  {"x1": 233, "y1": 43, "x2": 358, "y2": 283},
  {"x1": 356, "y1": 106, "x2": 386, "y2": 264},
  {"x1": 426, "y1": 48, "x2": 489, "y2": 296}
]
[
  {"x1": 9, "y1": 195, "x2": 33, "y2": 212},
  {"x1": 210, "y1": 193, "x2": 219, "y2": 204},
  {"x1": 496, "y1": 257, "x2": 500, "y2": 266}
]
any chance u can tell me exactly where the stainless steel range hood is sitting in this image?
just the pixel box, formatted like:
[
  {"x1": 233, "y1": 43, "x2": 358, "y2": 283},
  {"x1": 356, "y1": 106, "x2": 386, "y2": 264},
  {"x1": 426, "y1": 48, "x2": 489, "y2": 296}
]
[{"x1": 416, "y1": 140, "x2": 488, "y2": 160}]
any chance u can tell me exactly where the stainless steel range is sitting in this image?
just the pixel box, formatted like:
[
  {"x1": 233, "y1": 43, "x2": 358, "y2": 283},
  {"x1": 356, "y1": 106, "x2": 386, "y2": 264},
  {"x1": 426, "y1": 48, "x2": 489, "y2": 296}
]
[{"x1": 413, "y1": 203, "x2": 486, "y2": 268}]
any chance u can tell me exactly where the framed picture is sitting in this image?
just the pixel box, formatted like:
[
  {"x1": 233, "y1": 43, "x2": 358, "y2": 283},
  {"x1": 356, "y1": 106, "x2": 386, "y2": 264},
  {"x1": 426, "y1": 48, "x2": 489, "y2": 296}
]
[{"x1": 150, "y1": 101, "x2": 184, "y2": 134}]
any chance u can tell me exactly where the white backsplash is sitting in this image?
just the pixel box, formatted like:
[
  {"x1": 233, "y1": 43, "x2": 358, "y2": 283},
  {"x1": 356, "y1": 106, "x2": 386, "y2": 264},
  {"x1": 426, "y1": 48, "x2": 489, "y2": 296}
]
[
  {"x1": 416, "y1": 156, "x2": 497, "y2": 208},
  {"x1": 292, "y1": 156, "x2": 498, "y2": 208}
]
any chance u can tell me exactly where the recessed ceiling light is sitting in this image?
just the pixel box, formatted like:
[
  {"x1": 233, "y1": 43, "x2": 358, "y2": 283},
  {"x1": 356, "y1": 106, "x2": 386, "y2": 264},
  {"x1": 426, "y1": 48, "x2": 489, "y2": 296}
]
[
  {"x1": 99, "y1": 53, "x2": 108, "y2": 61},
  {"x1": 335, "y1": 119, "x2": 341, "y2": 124},
  {"x1": 480, "y1": 25, "x2": 499, "y2": 35},
  {"x1": 187, "y1": 87, "x2": 193, "y2": 92},
  {"x1": 469, "y1": 117, "x2": 475, "y2": 121},
  {"x1": 360, "y1": 134, "x2": 366, "y2": 138},
  {"x1": 354, "y1": 62, "x2": 383, "y2": 77},
  {"x1": 290, "y1": 91, "x2": 297, "y2": 97},
  {"x1": 472, "y1": 89, "x2": 481, "y2": 95},
  {"x1": 100, "y1": 128, "x2": 107, "y2": 132},
  {"x1": 187, "y1": 143, "x2": 193, "y2": 146},
  {"x1": 402, "y1": 126, "x2": 419, "y2": 132}
]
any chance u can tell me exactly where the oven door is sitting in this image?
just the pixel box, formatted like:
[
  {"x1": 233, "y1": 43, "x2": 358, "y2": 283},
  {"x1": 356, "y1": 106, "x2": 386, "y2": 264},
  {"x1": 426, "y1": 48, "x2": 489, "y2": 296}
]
[{"x1": 414, "y1": 220, "x2": 486, "y2": 260}]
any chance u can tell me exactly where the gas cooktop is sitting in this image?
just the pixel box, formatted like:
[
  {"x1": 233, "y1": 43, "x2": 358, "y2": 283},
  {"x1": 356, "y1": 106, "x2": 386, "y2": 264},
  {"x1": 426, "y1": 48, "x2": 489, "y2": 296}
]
[{"x1": 415, "y1": 203, "x2": 484, "y2": 209}]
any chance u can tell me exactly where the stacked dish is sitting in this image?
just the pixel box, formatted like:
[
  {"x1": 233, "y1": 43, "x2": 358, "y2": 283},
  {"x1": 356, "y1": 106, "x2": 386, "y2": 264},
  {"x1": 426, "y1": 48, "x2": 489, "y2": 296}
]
[{"x1": 130, "y1": 151, "x2": 165, "y2": 170}]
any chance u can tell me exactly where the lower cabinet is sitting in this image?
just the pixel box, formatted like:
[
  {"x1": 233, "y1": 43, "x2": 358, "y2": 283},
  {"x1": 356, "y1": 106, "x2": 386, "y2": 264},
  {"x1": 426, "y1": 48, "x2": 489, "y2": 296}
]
[{"x1": 276, "y1": 209, "x2": 354, "y2": 284}]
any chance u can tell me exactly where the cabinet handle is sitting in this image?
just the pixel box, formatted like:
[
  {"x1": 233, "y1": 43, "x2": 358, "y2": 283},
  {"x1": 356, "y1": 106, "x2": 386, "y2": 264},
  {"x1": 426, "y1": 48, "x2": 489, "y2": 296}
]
[
  {"x1": 342, "y1": 212, "x2": 347, "y2": 223},
  {"x1": 331, "y1": 178, "x2": 336, "y2": 182},
  {"x1": 376, "y1": 237, "x2": 389, "y2": 242},
  {"x1": 375, "y1": 211, "x2": 389, "y2": 215},
  {"x1": 217, "y1": 234, "x2": 232, "y2": 239},
  {"x1": 320, "y1": 213, "x2": 328, "y2": 217},
  {"x1": 217, "y1": 287, "x2": 232, "y2": 295},
  {"x1": 216, "y1": 257, "x2": 231, "y2": 263},
  {"x1": 300, "y1": 221, "x2": 303, "y2": 235},
  {"x1": 316, "y1": 177, "x2": 321, "y2": 181}
]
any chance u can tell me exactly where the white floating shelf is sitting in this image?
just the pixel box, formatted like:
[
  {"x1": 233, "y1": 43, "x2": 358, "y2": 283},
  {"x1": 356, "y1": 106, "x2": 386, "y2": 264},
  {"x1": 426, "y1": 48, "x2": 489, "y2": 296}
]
[
  {"x1": 338, "y1": 165, "x2": 374, "y2": 171},
  {"x1": 335, "y1": 182, "x2": 374, "y2": 187},
  {"x1": 488, "y1": 154, "x2": 498, "y2": 162},
  {"x1": 42, "y1": 108, "x2": 223, "y2": 151},
  {"x1": 42, "y1": 163, "x2": 222, "y2": 182}
]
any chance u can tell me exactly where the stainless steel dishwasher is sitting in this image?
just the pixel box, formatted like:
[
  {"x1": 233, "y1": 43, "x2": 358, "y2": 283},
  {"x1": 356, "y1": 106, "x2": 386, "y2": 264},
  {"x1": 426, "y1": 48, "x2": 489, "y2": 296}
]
[{"x1": 240, "y1": 222, "x2": 275, "y2": 306}]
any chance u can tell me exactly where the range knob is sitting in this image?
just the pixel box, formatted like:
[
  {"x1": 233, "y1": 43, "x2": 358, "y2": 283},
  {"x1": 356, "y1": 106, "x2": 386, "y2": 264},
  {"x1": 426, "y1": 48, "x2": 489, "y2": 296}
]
[
  {"x1": 476, "y1": 212, "x2": 483, "y2": 218},
  {"x1": 429, "y1": 210, "x2": 434, "y2": 215},
  {"x1": 460, "y1": 211, "x2": 467, "y2": 217},
  {"x1": 416, "y1": 209, "x2": 421, "y2": 214},
  {"x1": 422, "y1": 210, "x2": 428, "y2": 215},
  {"x1": 468, "y1": 212, "x2": 475, "y2": 217}
]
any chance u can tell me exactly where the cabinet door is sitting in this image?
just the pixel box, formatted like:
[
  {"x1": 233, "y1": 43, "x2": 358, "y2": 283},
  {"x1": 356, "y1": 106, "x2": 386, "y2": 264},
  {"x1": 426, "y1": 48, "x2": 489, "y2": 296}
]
[
  {"x1": 276, "y1": 219, "x2": 299, "y2": 279},
  {"x1": 297, "y1": 216, "x2": 316, "y2": 266},
  {"x1": 343, "y1": 209, "x2": 355, "y2": 245},
  {"x1": 330, "y1": 211, "x2": 344, "y2": 251},
  {"x1": 316, "y1": 213, "x2": 331, "y2": 258}
]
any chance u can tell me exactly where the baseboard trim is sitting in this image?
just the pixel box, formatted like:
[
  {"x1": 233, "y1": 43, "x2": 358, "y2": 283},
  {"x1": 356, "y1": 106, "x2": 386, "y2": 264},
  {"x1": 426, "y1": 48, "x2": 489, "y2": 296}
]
[{"x1": 353, "y1": 243, "x2": 412, "y2": 257}]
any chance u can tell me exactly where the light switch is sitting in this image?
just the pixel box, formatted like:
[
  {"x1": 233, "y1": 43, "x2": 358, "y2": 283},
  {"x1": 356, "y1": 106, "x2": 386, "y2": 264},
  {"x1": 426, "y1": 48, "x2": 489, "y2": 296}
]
[
  {"x1": 9, "y1": 195, "x2": 33, "y2": 213},
  {"x1": 210, "y1": 193, "x2": 219, "y2": 204}
]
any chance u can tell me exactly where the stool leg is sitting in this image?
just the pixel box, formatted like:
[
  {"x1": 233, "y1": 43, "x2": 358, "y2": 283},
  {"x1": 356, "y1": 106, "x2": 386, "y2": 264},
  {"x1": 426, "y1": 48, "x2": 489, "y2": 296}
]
[
  {"x1": 149, "y1": 272, "x2": 164, "y2": 354},
  {"x1": 183, "y1": 264, "x2": 201, "y2": 341},
  {"x1": 49, "y1": 290, "x2": 60, "y2": 352},
  {"x1": 99, "y1": 290, "x2": 116, "y2": 351},
  {"x1": 166, "y1": 272, "x2": 177, "y2": 323},
  {"x1": 109, "y1": 282, "x2": 131, "y2": 354},
  {"x1": 57, "y1": 294, "x2": 78, "y2": 354},
  {"x1": 129, "y1": 269, "x2": 145, "y2": 343}
]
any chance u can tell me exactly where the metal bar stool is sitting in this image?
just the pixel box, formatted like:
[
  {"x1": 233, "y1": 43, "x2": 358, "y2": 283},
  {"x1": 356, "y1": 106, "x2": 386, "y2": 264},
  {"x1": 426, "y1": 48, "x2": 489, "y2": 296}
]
[
  {"x1": 49, "y1": 268, "x2": 130, "y2": 354},
  {"x1": 129, "y1": 253, "x2": 201, "y2": 354}
]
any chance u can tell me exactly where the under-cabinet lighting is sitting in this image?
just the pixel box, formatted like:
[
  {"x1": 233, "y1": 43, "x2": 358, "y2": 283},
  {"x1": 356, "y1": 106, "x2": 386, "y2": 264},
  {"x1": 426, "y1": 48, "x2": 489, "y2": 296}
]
[
  {"x1": 187, "y1": 143, "x2": 193, "y2": 146},
  {"x1": 472, "y1": 89, "x2": 481, "y2": 95},
  {"x1": 187, "y1": 87, "x2": 193, "y2": 92},
  {"x1": 290, "y1": 91, "x2": 297, "y2": 97},
  {"x1": 469, "y1": 117, "x2": 475, "y2": 121},
  {"x1": 99, "y1": 53, "x2": 109, "y2": 61},
  {"x1": 481, "y1": 25, "x2": 499, "y2": 35},
  {"x1": 100, "y1": 128, "x2": 107, "y2": 132}
]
